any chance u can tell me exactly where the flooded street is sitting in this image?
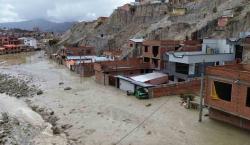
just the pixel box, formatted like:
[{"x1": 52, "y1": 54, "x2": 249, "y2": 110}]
[{"x1": 0, "y1": 51, "x2": 250, "y2": 145}]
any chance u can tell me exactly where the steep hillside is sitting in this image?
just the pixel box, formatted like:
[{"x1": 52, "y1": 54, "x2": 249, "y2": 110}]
[{"x1": 60, "y1": 0, "x2": 250, "y2": 53}]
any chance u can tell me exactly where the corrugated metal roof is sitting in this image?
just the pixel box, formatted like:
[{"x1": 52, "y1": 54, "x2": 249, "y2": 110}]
[
  {"x1": 66, "y1": 56, "x2": 112, "y2": 62},
  {"x1": 129, "y1": 38, "x2": 144, "y2": 43},
  {"x1": 130, "y1": 72, "x2": 168, "y2": 83},
  {"x1": 116, "y1": 75, "x2": 155, "y2": 88}
]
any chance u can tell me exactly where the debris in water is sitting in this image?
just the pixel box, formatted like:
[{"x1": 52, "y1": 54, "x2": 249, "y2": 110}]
[
  {"x1": 37, "y1": 90, "x2": 43, "y2": 95},
  {"x1": 64, "y1": 87, "x2": 72, "y2": 91},
  {"x1": 147, "y1": 131, "x2": 152, "y2": 135},
  {"x1": 59, "y1": 82, "x2": 64, "y2": 85}
]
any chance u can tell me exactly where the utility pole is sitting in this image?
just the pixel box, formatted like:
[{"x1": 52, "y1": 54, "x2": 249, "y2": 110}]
[{"x1": 199, "y1": 60, "x2": 205, "y2": 122}]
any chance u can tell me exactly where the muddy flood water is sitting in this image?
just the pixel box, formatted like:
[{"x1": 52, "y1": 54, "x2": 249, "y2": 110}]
[{"x1": 0, "y1": 51, "x2": 250, "y2": 145}]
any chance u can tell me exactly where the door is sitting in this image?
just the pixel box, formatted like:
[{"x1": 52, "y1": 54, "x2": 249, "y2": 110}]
[{"x1": 119, "y1": 79, "x2": 135, "y2": 92}]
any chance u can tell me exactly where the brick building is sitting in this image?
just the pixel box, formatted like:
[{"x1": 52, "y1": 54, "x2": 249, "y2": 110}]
[
  {"x1": 102, "y1": 49, "x2": 122, "y2": 60},
  {"x1": 60, "y1": 46, "x2": 96, "y2": 57},
  {"x1": 65, "y1": 56, "x2": 112, "y2": 77},
  {"x1": 205, "y1": 64, "x2": 250, "y2": 130},
  {"x1": 3, "y1": 45, "x2": 21, "y2": 54},
  {"x1": 0, "y1": 36, "x2": 20, "y2": 46},
  {"x1": 142, "y1": 40, "x2": 180, "y2": 70},
  {"x1": 94, "y1": 58, "x2": 155, "y2": 85},
  {"x1": 127, "y1": 38, "x2": 144, "y2": 58}
]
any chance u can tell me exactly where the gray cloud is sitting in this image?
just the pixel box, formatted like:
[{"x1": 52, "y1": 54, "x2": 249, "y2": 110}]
[{"x1": 0, "y1": 0, "x2": 133, "y2": 23}]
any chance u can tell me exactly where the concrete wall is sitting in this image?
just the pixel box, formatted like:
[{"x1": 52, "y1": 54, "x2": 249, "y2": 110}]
[
  {"x1": 202, "y1": 39, "x2": 235, "y2": 54},
  {"x1": 148, "y1": 79, "x2": 201, "y2": 98},
  {"x1": 168, "y1": 53, "x2": 235, "y2": 64}
]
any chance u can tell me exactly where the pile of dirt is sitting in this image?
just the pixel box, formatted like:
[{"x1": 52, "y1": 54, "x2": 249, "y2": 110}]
[{"x1": 0, "y1": 74, "x2": 41, "y2": 98}]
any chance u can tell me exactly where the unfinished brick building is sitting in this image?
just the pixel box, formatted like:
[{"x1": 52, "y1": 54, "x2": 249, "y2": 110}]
[
  {"x1": 142, "y1": 40, "x2": 180, "y2": 70},
  {"x1": 94, "y1": 58, "x2": 155, "y2": 85},
  {"x1": 1, "y1": 45, "x2": 21, "y2": 54},
  {"x1": 0, "y1": 36, "x2": 20, "y2": 46},
  {"x1": 61, "y1": 46, "x2": 96, "y2": 57},
  {"x1": 127, "y1": 38, "x2": 144, "y2": 58},
  {"x1": 102, "y1": 49, "x2": 122, "y2": 60},
  {"x1": 205, "y1": 64, "x2": 250, "y2": 130}
]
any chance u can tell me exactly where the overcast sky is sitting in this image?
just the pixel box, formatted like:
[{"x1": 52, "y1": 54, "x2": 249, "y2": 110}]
[{"x1": 0, "y1": 0, "x2": 133, "y2": 23}]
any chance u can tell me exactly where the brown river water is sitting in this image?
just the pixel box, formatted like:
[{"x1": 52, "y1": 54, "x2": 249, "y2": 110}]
[{"x1": 0, "y1": 51, "x2": 250, "y2": 145}]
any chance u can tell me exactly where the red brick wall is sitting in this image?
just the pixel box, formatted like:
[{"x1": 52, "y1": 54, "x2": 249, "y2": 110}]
[
  {"x1": 209, "y1": 108, "x2": 250, "y2": 130},
  {"x1": 77, "y1": 63, "x2": 95, "y2": 77},
  {"x1": 148, "y1": 79, "x2": 201, "y2": 98},
  {"x1": 95, "y1": 70, "x2": 105, "y2": 84},
  {"x1": 205, "y1": 65, "x2": 250, "y2": 124},
  {"x1": 147, "y1": 75, "x2": 169, "y2": 85}
]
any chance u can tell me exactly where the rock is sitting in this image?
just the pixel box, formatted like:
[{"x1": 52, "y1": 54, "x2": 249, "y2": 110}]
[
  {"x1": 64, "y1": 87, "x2": 72, "y2": 91},
  {"x1": 147, "y1": 131, "x2": 152, "y2": 135},
  {"x1": 61, "y1": 124, "x2": 73, "y2": 130},
  {"x1": 97, "y1": 112, "x2": 103, "y2": 115},
  {"x1": 59, "y1": 82, "x2": 64, "y2": 85},
  {"x1": 52, "y1": 126, "x2": 61, "y2": 135},
  {"x1": 37, "y1": 90, "x2": 43, "y2": 95}
]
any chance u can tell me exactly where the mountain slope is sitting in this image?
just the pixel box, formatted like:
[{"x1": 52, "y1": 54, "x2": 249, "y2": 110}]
[
  {"x1": 60, "y1": 0, "x2": 250, "y2": 55},
  {"x1": 0, "y1": 19, "x2": 75, "y2": 32}
]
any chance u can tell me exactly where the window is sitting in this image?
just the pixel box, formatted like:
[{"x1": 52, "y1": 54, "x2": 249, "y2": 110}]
[
  {"x1": 213, "y1": 81, "x2": 232, "y2": 101},
  {"x1": 152, "y1": 59, "x2": 159, "y2": 68},
  {"x1": 152, "y1": 46, "x2": 159, "y2": 57},
  {"x1": 144, "y1": 57, "x2": 150, "y2": 63},
  {"x1": 86, "y1": 50, "x2": 91, "y2": 55},
  {"x1": 145, "y1": 46, "x2": 148, "y2": 52},
  {"x1": 175, "y1": 63, "x2": 189, "y2": 75},
  {"x1": 246, "y1": 88, "x2": 250, "y2": 107},
  {"x1": 130, "y1": 44, "x2": 133, "y2": 47}
]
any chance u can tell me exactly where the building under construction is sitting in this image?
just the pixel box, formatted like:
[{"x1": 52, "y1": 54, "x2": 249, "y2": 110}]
[{"x1": 205, "y1": 64, "x2": 250, "y2": 130}]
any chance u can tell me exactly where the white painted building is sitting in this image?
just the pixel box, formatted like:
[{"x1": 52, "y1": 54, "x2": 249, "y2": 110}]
[
  {"x1": 166, "y1": 39, "x2": 236, "y2": 81},
  {"x1": 19, "y1": 37, "x2": 38, "y2": 49}
]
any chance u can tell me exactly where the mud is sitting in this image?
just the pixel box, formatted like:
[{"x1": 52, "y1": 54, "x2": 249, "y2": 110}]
[{"x1": 0, "y1": 51, "x2": 250, "y2": 145}]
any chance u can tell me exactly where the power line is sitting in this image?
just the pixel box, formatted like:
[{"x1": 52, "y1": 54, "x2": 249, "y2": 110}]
[{"x1": 115, "y1": 98, "x2": 170, "y2": 145}]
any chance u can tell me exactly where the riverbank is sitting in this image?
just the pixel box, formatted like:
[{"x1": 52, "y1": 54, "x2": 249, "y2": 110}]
[
  {"x1": 0, "y1": 72, "x2": 68, "y2": 145},
  {"x1": 0, "y1": 51, "x2": 250, "y2": 145}
]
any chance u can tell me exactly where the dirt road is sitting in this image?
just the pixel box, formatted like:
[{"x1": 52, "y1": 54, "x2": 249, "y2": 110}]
[{"x1": 0, "y1": 51, "x2": 249, "y2": 145}]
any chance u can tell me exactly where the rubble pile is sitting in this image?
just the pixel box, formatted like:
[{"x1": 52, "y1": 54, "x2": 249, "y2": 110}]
[{"x1": 0, "y1": 74, "x2": 41, "y2": 98}]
